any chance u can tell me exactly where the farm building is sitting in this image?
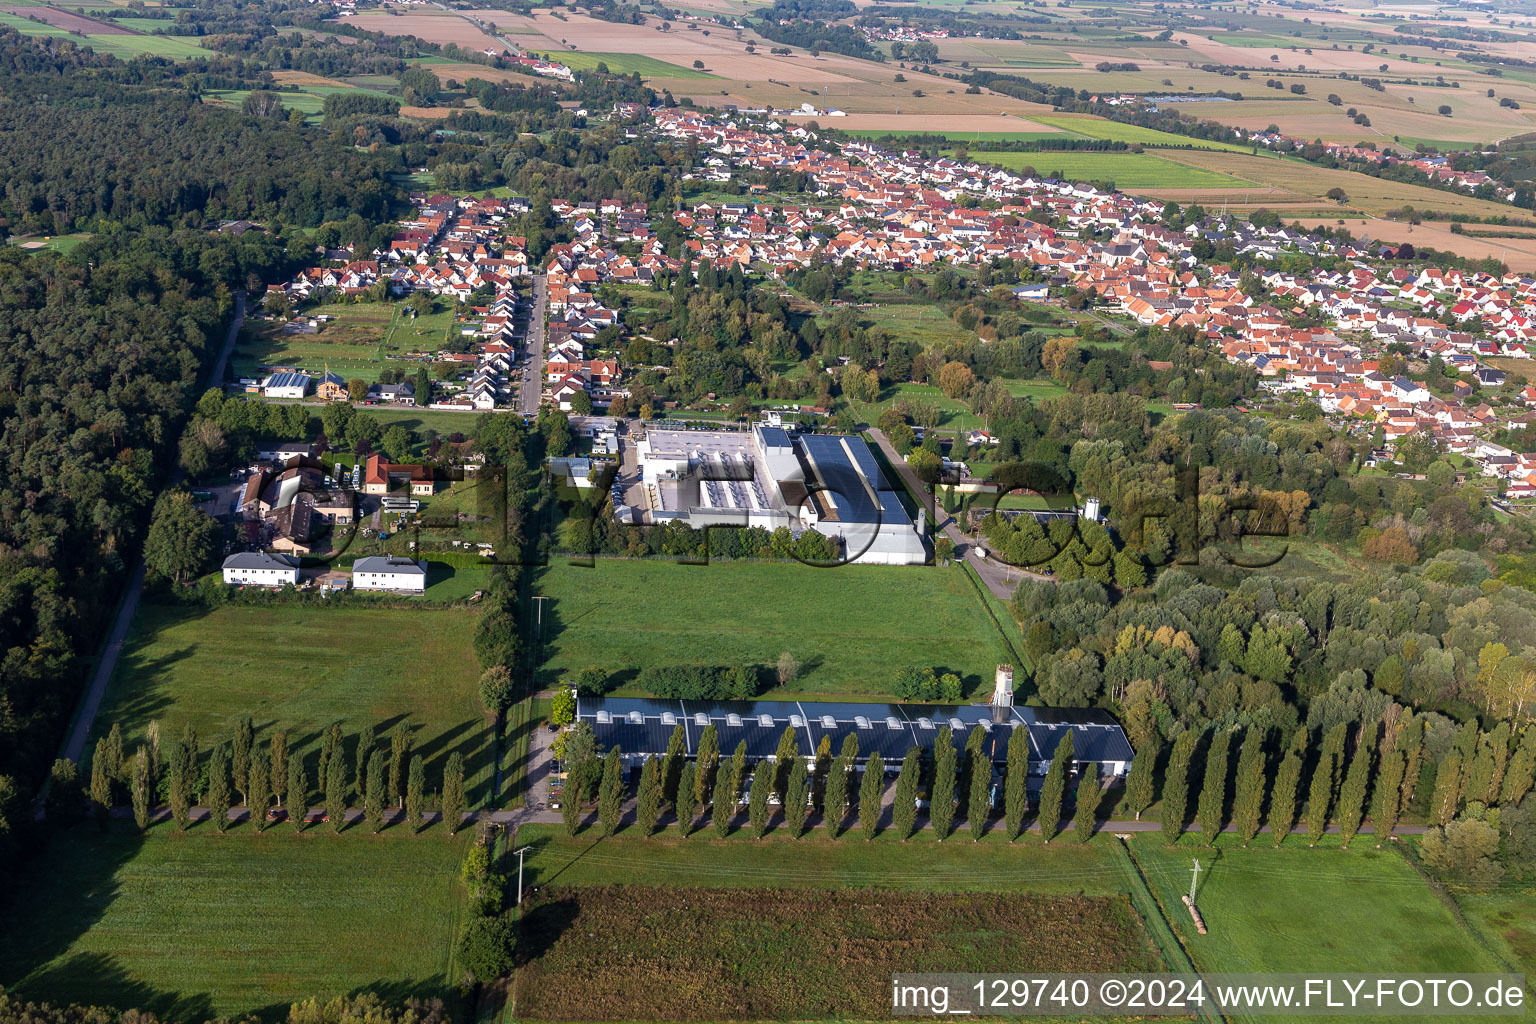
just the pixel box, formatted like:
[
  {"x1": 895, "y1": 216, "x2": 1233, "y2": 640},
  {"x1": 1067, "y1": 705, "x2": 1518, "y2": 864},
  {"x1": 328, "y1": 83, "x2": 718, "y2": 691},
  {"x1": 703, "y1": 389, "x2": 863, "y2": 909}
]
[{"x1": 574, "y1": 697, "x2": 1133, "y2": 778}]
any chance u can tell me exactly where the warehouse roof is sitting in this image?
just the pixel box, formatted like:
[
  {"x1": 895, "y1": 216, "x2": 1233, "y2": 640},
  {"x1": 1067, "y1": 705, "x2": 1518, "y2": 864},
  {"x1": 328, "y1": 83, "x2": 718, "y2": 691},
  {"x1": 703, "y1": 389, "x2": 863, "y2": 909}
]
[{"x1": 574, "y1": 697, "x2": 1132, "y2": 767}]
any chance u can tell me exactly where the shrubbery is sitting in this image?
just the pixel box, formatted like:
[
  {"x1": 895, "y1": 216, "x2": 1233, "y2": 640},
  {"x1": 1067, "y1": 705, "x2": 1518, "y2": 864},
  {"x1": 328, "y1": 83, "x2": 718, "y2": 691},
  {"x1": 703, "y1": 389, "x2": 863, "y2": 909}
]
[{"x1": 635, "y1": 664, "x2": 763, "y2": 700}]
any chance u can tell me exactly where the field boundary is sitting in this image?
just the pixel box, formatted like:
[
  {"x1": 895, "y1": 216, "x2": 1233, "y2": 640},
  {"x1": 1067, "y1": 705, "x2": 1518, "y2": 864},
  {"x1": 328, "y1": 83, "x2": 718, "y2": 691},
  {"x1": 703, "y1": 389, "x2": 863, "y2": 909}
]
[{"x1": 1115, "y1": 837, "x2": 1226, "y2": 1024}]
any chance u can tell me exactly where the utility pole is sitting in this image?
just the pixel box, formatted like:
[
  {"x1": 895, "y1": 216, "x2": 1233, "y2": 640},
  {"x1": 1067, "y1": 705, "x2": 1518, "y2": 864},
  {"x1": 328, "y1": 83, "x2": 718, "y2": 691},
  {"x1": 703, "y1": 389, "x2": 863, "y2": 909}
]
[
  {"x1": 532, "y1": 595, "x2": 548, "y2": 643},
  {"x1": 514, "y1": 844, "x2": 532, "y2": 905},
  {"x1": 1189, "y1": 858, "x2": 1201, "y2": 903}
]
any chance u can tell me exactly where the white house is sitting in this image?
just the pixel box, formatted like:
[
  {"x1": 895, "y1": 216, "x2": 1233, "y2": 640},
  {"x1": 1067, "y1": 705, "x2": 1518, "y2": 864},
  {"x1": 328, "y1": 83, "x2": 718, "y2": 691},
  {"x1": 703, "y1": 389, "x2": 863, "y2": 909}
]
[
  {"x1": 352, "y1": 555, "x2": 427, "y2": 592},
  {"x1": 222, "y1": 552, "x2": 300, "y2": 586}
]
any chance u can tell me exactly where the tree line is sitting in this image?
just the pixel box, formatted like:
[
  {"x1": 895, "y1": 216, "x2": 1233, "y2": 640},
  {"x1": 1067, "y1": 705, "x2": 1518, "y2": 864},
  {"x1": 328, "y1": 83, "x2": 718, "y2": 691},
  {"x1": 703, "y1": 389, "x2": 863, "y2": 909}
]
[{"x1": 75, "y1": 718, "x2": 471, "y2": 837}]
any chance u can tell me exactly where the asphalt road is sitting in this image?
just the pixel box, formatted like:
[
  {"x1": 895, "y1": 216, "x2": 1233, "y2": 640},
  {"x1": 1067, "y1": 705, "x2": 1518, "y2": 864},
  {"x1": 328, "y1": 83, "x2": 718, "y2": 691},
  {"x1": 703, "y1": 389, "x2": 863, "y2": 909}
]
[
  {"x1": 519, "y1": 274, "x2": 547, "y2": 417},
  {"x1": 59, "y1": 292, "x2": 247, "y2": 768}
]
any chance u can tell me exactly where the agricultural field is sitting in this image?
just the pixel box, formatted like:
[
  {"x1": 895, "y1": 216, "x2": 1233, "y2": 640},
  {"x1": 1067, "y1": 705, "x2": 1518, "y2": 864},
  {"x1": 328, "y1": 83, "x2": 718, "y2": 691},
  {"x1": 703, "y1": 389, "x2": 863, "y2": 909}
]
[
  {"x1": 0, "y1": 11, "x2": 215, "y2": 57},
  {"x1": 513, "y1": 883, "x2": 1160, "y2": 1021},
  {"x1": 1154, "y1": 150, "x2": 1536, "y2": 219},
  {"x1": 532, "y1": 50, "x2": 717, "y2": 78},
  {"x1": 1291, "y1": 216, "x2": 1536, "y2": 274},
  {"x1": 531, "y1": 558, "x2": 1020, "y2": 699},
  {"x1": 90, "y1": 603, "x2": 498, "y2": 806},
  {"x1": 0, "y1": 824, "x2": 470, "y2": 1018},
  {"x1": 1028, "y1": 115, "x2": 1255, "y2": 152},
  {"x1": 341, "y1": 9, "x2": 508, "y2": 52},
  {"x1": 957, "y1": 149, "x2": 1257, "y2": 190}
]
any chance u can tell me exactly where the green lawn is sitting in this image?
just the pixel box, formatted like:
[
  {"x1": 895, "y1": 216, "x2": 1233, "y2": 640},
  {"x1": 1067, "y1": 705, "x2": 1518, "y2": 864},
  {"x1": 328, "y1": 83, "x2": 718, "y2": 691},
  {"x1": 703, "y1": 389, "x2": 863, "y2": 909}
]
[
  {"x1": 93, "y1": 604, "x2": 497, "y2": 807},
  {"x1": 0, "y1": 824, "x2": 470, "y2": 1018},
  {"x1": 532, "y1": 559, "x2": 1018, "y2": 699},
  {"x1": 1132, "y1": 836, "x2": 1506, "y2": 986},
  {"x1": 1456, "y1": 888, "x2": 1536, "y2": 977},
  {"x1": 956, "y1": 150, "x2": 1256, "y2": 189},
  {"x1": 357, "y1": 406, "x2": 489, "y2": 438},
  {"x1": 532, "y1": 50, "x2": 717, "y2": 78},
  {"x1": 855, "y1": 302, "x2": 979, "y2": 348},
  {"x1": 234, "y1": 301, "x2": 452, "y2": 381}
]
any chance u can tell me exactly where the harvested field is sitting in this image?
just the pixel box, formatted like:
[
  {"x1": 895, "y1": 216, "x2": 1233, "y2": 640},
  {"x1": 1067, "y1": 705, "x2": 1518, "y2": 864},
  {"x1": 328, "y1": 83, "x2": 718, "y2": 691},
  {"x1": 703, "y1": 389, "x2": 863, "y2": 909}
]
[
  {"x1": 269, "y1": 69, "x2": 349, "y2": 87},
  {"x1": 1291, "y1": 217, "x2": 1536, "y2": 272},
  {"x1": 513, "y1": 885, "x2": 1161, "y2": 1021},
  {"x1": 424, "y1": 62, "x2": 553, "y2": 85},
  {"x1": 0, "y1": 5, "x2": 130, "y2": 32},
  {"x1": 342, "y1": 10, "x2": 506, "y2": 51}
]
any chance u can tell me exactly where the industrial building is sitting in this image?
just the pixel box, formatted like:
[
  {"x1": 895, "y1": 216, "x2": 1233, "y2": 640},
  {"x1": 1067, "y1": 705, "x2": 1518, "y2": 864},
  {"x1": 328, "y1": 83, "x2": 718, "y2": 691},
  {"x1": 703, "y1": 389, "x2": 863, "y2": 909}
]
[
  {"x1": 573, "y1": 696, "x2": 1134, "y2": 778},
  {"x1": 631, "y1": 424, "x2": 928, "y2": 565}
]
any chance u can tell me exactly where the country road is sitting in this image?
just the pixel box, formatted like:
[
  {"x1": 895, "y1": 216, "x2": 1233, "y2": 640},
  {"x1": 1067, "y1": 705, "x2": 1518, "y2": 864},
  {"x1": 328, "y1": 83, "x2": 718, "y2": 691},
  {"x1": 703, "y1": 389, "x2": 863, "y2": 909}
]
[
  {"x1": 520, "y1": 273, "x2": 547, "y2": 417},
  {"x1": 57, "y1": 292, "x2": 247, "y2": 769}
]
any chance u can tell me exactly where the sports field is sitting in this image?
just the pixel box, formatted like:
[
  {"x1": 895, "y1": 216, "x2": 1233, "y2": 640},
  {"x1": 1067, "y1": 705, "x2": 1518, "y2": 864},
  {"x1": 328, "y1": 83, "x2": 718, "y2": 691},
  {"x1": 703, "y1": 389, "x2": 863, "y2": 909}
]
[
  {"x1": 0, "y1": 825, "x2": 470, "y2": 1018},
  {"x1": 92, "y1": 604, "x2": 497, "y2": 806},
  {"x1": 532, "y1": 559, "x2": 1019, "y2": 699}
]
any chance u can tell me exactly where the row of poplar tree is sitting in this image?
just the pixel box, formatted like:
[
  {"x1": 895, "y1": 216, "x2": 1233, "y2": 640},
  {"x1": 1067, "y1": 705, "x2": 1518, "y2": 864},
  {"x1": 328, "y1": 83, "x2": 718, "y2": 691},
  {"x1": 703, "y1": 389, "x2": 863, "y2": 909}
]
[
  {"x1": 1123, "y1": 715, "x2": 1536, "y2": 847},
  {"x1": 86, "y1": 720, "x2": 473, "y2": 835},
  {"x1": 557, "y1": 719, "x2": 1110, "y2": 843}
]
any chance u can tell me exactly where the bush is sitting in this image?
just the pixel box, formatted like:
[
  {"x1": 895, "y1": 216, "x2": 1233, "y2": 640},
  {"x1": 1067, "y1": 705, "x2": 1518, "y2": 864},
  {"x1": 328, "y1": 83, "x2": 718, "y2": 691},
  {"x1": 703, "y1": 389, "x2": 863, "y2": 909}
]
[
  {"x1": 634, "y1": 664, "x2": 762, "y2": 700},
  {"x1": 457, "y1": 915, "x2": 516, "y2": 983},
  {"x1": 478, "y1": 665, "x2": 516, "y2": 715}
]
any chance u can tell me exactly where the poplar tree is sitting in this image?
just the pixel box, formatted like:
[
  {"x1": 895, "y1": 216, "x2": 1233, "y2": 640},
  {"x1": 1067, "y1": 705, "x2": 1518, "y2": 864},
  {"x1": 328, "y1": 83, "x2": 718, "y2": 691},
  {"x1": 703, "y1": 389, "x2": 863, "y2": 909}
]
[
  {"x1": 930, "y1": 726, "x2": 957, "y2": 840},
  {"x1": 1268, "y1": 747, "x2": 1303, "y2": 846},
  {"x1": 1305, "y1": 725, "x2": 1347, "y2": 846},
  {"x1": 1398, "y1": 717, "x2": 1426, "y2": 811},
  {"x1": 130, "y1": 746, "x2": 151, "y2": 831},
  {"x1": 1464, "y1": 731, "x2": 1498, "y2": 811},
  {"x1": 288, "y1": 756, "x2": 309, "y2": 832},
  {"x1": 859, "y1": 753, "x2": 885, "y2": 841},
  {"x1": 1430, "y1": 751, "x2": 1464, "y2": 826},
  {"x1": 364, "y1": 748, "x2": 386, "y2": 833},
  {"x1": 1486, "y1": 721, "x2": 1513, "y2": 805},
  {"x1": 181, "y1": 723, "x2": 200, "y2": 803},
  {"x1": 1371, "y1": 748, "x2": 1405, "y2": 847},
  {"x1": 561, "y1": 754, "x2": 586, "y2": 837},
  {"x1": 1037, "y1": 730, "x2": 1073, "y2": 844},
  {"x1": 598, "y1": 748, "x2": 623, "y2": 836},
  {"x1": 406, "y1": 754, "x2": 425, "y2": 834},
  {"x1": 711, "y1": 768, "x2": 733, "y2": 837},
  {"x1": 728, "y1": 741, "x2": 747, "y2": 805},
  {"x1": 676, "y1": 761, "x2": 698, "y2": 837},
  {"x1": 442, "y1": 751, "x2": 467, "y2": 836},
  {"x1": 232, "y1": 717, "x2": 253, "y2": 807},
  {"x1": 325, "y1": 745, "x2": 346, "y2": 834},
  {"x1": 694, "y1": 724, "x2": 720, "y2": 806},
  {"x1": 1196, "y1": 729, "x2": 1231, "y2": 846},
  {"x1": 390, "y1": 728, "x2": 412, "y2": 808},
  {"x1": 248, "y1": 747, "x2": 271, "y2": 830},
  {"x1": 168, "y1": 740, "x2": 191, "y2": 832},
  {"x1": 812, "y1": 734, "x2": 833, "y2": 812},
  {"x1": 636, "y1": 757, "x2": 662, "y2": 836},
  {"x1": 1123, "y1": 739, "x2": 1158, "y2": 821},
  {"x1": 825, "y1": 746, "x2": 852, "y2": 839},
  {"x1": 1501, "y1": 726, "x2": 1536, "y2": 806},
  {"x1": 892, "y1": 747, "x2": 920, "y2": 840},
  {"x1": 961, "y1": 726, "x2": 986, "y2": 827},
  {"x1": 318, "y1": 723, "x2": 340, "y2": 797},
  {"x1": 748, "y1": 759, "x2": 773, "y2": 838},
  {"x1": 1004, "y1": 726, "x2": 1029, "y2": 841},
  {"x1": 89, "y1": 738, "x2": 113, "y2": 825},
  {"x1": 784, "y1": 757, "x2": 810, "y2": 837},
  {"x1": 1335, "y1": 742, "x2": 1372, "y2": 849},
  {"x1": 1231, "y1": 729, "x2": 1267, "y2": 846},
  {"x1": 1073, "y1": 763, "x2": 1104, "y2": 843},
  {"x1": 1161, "y1": 730, "x2": 1199, "y2": 846},
  {"x1": 968, "y1": 734, "x2": 992, "y2": 841},
  {"x1": 209, "y1": 745, "x2": 232, "y2": 833},
  {"x1": 354, "y1": 724, "x2": 375, "y2": 802},
  {"x1": 773, "y1": 727, "x2": 798, "y2": 804},
  {"x1": 661, "y1": 724, "x2": 686, "y2": 805},
  {"x1": 102, "y1": 722, "x2": 124, "y2": 784},
  {"x1": 270, "y1": 731, "x2": 288, "y2": 810}
]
